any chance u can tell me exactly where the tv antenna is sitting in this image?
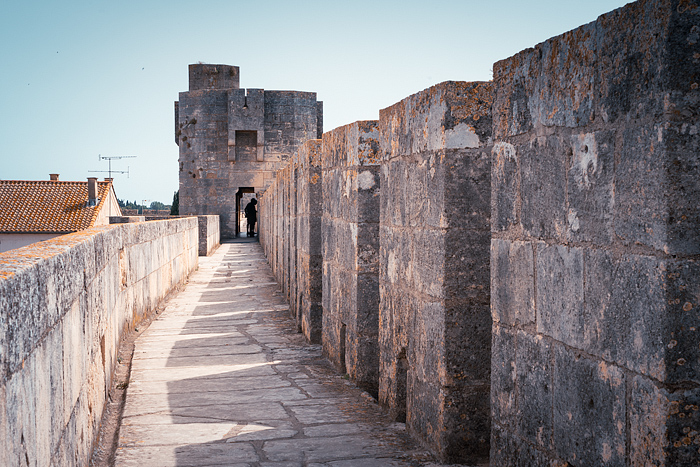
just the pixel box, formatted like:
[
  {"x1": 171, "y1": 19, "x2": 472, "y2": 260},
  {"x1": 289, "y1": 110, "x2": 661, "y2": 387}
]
[{"x1": 89, "y1": 154, "x2": 136, "y2": 179}]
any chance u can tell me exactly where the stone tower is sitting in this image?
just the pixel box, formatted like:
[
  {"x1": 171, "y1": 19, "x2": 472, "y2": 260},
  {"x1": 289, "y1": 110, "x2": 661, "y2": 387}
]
[{"x1": 175, "y1": 63, "x2": 323, "y2": 238}]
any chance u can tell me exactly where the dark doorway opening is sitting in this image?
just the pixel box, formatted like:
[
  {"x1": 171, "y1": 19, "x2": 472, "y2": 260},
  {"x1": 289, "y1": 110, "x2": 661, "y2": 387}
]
[{"x1": 235, "y1": 187, "x2": 256, "y2": 237}]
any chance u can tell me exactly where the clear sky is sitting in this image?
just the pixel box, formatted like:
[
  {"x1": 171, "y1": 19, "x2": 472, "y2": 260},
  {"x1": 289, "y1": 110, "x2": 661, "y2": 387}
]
[{"x1": 1, "y1": 0, "x2": 631, "y2": 205}]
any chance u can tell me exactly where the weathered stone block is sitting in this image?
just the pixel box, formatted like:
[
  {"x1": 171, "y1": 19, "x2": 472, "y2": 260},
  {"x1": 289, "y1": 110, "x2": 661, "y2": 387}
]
[
  {"x1": 584, "y1": 251, "x2": 699, "y2": 384},
  {"x1": 188, "y1": 63, "x2": 239, "y2": 91},
  {"x1": 377, "y1": 283, "x2": 408, "y2": 421},
  {"x1": 490, "y1": 423, "x2": 555, "y2": 467},
  {"x1": 666, "y1": 121, "x2": 700, "y2": 255},
  {"x1": 631, "y1": 375, "x2": 700, "y2": 467},
  {"x1": 0, "y1": 385, "x2": 5, "y2": 467},
  {"x1": 197, "y1": 215, "x2": 220, "y2": 256},
  {"x1": 444, "y1": 228, "x2": 490, "y2": 301},
  {"x1": 567, "y1": 130, "x2": 615, "y2": 244},
  {"x1": 666, "y1": 259, "x2": 700, "y2": 386},
  {"x1": 383, "y1": 161, "x2": 410, "y2": 228},
  {"x1": 356, "y1": 222, "x2": 379, "y2": 274},
  {"x1": 615, "y1": 124, "x2": 672, "y2": 252},
  {"x1": 411, "y1": 228, "x2": 445, "y2": 299},
  {"x1": 492, "y1": 142, "x2": 519, "y2": 232},
  {"x1": 444, "y1": 300, "x2": 491, "y2": 383},
  {"x1": 519, "y1": 136, "x2": 567, "y2": 240},
  {"x1": 444, "y1": 149, "x2": 491, "y2": 231},
  {"x1": 6, "y1": 364, "x2": 38, "y2": 466},
  {"x1": 490, "y1": 325, "x2": 516, "y2": 426},
  {"x1": 536, "y1": 244, "x2": 584, "y2": 346},
  {"x1": 515, "y1": 331, "x2": 553, "y2": 451},
  {"x1": 407, "y1": 372, "x2": 442, "y2": 452},
  {"x1": 380, "y1": 81, "x2": 493, "y2": 157},
  {"x1": 411, "y1": 298, "x2": 446, "y2": 384},
  {"x1": 553, "y1": 346, "x2": 626, "y2": 466},
  {"x1": 442, "y1": 383, "x2": 491, "y2": 462},
  {"x1": 356, "y1": 168, "x2": 381, "y2": 224},
  {"x1": 355, "y1": 273, "x2": 380, "y2": 336},
  {"x1": 491, "y1": 239, "x2": 535, "y2": 327}
]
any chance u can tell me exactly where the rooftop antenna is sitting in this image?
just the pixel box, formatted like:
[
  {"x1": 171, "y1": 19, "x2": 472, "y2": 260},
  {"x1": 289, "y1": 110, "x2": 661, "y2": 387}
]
[{"x1": 89, "y1": 154, "x2": 137, "y2": 179}]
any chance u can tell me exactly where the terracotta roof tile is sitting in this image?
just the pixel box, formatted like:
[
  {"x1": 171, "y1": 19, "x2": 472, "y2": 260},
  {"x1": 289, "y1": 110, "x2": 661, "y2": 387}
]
[{"x1": 0, "y1": 180, "x2": 113, "y2": 233}]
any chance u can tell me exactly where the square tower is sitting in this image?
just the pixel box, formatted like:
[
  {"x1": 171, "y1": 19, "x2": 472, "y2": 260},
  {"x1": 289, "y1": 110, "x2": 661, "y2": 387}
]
[{"x1": 175, "y1": 64, "x2": 323, "y2": 238}]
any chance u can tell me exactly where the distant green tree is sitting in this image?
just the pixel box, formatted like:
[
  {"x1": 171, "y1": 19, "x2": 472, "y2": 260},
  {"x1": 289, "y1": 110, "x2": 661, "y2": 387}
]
[
  {"x1": 149, "y1": 201, "x2": 167, "y2": 210},
  {"x1": 170, "y1": 190, "x2": 179, "y2": 215},
  {"x1": 118, "y1": 199, "x2": 139, "y2": 210}
]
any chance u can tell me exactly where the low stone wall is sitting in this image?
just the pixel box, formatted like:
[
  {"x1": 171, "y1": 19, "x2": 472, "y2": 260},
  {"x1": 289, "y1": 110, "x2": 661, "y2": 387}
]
[
  {"x1": 322, "y1": 121, "x2": 381, "y2": 397},
  {"x1": 109, "y1": 216, "x2": 145, "y2": 223},
  {"x1": 490, "y1": 0, "x2": 699, "y2": 465},
  {"x1": 378, "y1": 81, "x2": 493, "y2": 463},
  {"x1": 0, "y1": 218, "x2": 199, "y2": 467},
  {"x1": 197, "y1": 215, "x2": 220, "y2": 256},
  {"x1": 113, "y1": 215, "x2": 219, "y2": 257}
]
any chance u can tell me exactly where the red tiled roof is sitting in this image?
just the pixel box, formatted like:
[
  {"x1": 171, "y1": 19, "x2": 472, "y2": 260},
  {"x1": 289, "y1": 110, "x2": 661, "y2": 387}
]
[{"x1": 0, "y1": 180, "x2": 113, "y2": 233}]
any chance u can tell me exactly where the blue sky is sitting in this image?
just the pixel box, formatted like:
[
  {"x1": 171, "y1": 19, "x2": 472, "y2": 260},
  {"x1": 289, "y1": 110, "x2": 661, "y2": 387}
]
[{"x1": 1, "y1": 0, "x2": 631, "y2": 204}]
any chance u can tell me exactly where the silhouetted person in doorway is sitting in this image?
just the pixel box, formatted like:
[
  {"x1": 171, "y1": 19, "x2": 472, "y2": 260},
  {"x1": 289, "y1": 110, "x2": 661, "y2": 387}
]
[{"x1": 244, "y1": 198, "x2": 257, "y2": 237}]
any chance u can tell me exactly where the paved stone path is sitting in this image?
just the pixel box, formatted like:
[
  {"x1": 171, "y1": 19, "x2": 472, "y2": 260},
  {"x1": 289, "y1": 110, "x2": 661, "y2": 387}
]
[{"x1": 115, "y1": 241, "x2": 449, "y2": 467}]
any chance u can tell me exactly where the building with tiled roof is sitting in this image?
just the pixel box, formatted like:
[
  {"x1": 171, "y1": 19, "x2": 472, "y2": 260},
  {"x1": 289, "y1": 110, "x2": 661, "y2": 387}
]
[{"x1": 0, "y1": 175, "x2": 122, "y2": 253}]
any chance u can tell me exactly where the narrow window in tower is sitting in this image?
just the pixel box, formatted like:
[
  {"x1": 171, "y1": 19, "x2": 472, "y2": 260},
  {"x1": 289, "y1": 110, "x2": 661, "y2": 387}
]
[{"x1": 235, "y1": 130, "x2": 257, "y2": 162}]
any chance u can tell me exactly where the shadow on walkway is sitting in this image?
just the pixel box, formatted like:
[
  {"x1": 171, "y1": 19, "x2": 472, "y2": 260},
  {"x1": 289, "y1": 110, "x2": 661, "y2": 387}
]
[{"x1": 115, "y1": 242, "x2": 456, "y2": 467}]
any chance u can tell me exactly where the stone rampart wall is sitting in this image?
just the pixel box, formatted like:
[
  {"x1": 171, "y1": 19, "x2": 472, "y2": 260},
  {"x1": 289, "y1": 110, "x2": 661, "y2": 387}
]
[
  {"x1": 258, "y1": 1, "x2": 699, "y2": 465},
  {"x1": 490, "y1": 1, "x2": 699, "y2": 465},
  {"x1": 378, "y1": 81, "x2": 493, "y2": 463},
  {"x1": 0, "y1": 218, "x2": 199, "y2": 467},
  {"x1": 321, "y1": 121, "x2": 381, "y2": 397}
]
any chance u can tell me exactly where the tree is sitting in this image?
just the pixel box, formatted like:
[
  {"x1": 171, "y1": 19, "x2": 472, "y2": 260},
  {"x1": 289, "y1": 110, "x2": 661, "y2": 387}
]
[
  {"x1": 117, "y1": 199, "x2": 139, "y2": 210},
  {"x1": 149, "y1": 201, "x2": 167, "y2": 210},
  {"x1": 170, "y1": 190, "x2": 179, "y2": 215}
]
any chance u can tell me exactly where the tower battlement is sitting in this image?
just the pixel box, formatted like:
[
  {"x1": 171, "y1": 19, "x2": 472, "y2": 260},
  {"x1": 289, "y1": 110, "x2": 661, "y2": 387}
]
[{"x1": 188, "y1": 63, "x2": 240, "y2": 91}]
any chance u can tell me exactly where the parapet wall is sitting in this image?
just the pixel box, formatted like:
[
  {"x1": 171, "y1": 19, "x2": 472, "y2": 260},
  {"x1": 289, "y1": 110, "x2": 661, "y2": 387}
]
[
  {"x1": 322, "y1": 121, "x2": 381, "y2": 397},
  {"x1": 260, "y1": 163, "x2": 294, "y2": 316},
  {"x1": 197, "y1": 215, "x2": 220, "y2": 256},
  {"x1": 490, "y1": 0, "x2": 699, "y2": 465},
  {"x1": 258, "y1": 1, "x2": 699, "y2": 465},
  {"x1": 112, "y1": 215, "x2": 219, "y2": 257},
  {"x1": 0, "y1": 218, "x2": 199, "y2": 467},
  {"x1": 378, "y1": 81, "x2": 493, "y2": 463},
  {"x1": 261, "y1": 140, "x2": 324, "y2": 344},
  {"x1": 296, "y1": 140, "x2": 323, "y2": 343}
]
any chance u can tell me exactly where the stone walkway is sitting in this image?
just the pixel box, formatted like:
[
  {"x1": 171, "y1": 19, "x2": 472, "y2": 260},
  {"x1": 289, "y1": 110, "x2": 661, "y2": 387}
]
[{"x1": 115, "y1": 241, "x2": 450, "y2": 467}]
